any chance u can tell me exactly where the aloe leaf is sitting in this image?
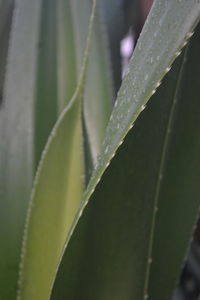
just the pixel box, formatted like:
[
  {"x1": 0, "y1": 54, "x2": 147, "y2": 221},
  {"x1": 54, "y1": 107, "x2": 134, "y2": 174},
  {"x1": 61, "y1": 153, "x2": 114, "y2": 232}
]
[
  {"x1": 83, "y1": 0, "x2": 200, "y2": 204},
  {"x1": 18, "y1": 99, "x2": 84, "y2": 300},
  {"x1": 51, "y1": 23, "x2": 200, "y2": 300},
  {"x1": 50, "y1": 0, "x2": 200, "y2": 297},
  {"x1": 148, "y1": 23, "x2": 200, "y2": 300},
  {"x1": 0, "y1": 1, "x2": 43, "y2": 299},
  {"x1": 83, "y1": 2, "x2": 113, "y2": 167},
  {"x1": 70, "y1": 0, "x2": 113, "y2": 167},
  {"x1": 17, "y1": 2, "x2": 96, "y2": 300}
]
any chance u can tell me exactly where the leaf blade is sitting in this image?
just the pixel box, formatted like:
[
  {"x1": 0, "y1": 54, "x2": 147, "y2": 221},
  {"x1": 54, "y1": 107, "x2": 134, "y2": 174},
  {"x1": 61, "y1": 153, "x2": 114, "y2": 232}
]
[
  {"x1": 0, "y1": 1, "x2": 43, "y2": 298},
  {"x1": 148, "y1": 24, "x2": 200, "y2": 300},
  {"x1": 17, "y1": 1, "x2": 97, "y2": 299},
  {"x1": 51, "y1": 1, "x2": 200, "y2": 299}
]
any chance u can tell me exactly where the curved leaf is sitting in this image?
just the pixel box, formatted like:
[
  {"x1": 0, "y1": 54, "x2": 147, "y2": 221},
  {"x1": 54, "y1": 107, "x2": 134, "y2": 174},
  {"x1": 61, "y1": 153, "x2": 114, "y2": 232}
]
[
  {"x1": 51, "y1": 0, "x2": 200, "y2": 299},
  {"x1": 70, "y1": 0, "x2": 113, "y2": 166},
  {"x1": 84, "y1": 0, "x2": 200, "y2": 205},
  {"x1": 18, "y1": 98, "x2": 84, "y2": 300},
  {"x1": 83, "y1": 3, "x2": 114, "y2": 167},
  {"x1": 17, "y1": 2, "x2": 96, "y2": 300},
  {"x1": 51, "y1": 24, "x2": 200, "y2": 300}
]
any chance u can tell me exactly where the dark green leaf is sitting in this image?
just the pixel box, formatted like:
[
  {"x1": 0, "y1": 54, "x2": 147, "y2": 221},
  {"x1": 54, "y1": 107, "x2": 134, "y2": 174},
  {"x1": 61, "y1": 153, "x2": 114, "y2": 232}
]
[
  {"x1": 51, "y1": 25, "x2": 200, "y2": 300},
  {"x1": 51, "y1": 1, "x2": 200, "y2": 298},
  {"x1": 148, "y1": 23, "x2": 200, "y2": 300}
]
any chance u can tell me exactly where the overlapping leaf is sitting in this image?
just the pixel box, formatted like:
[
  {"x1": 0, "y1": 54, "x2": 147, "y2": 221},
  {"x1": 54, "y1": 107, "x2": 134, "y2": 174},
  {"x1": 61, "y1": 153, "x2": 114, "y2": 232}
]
[
  {"x1": 51, "y1": 1, "x2": 200, "y2": 299},
  {"x1": 17, "y1": 1, "x2": 96, "y2": 300}
]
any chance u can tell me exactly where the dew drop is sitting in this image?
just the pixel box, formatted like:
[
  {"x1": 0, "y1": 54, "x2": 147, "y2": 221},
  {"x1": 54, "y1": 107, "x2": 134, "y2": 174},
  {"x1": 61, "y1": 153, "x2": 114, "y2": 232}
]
[
  {"x1": 151, "y1": 89, "x2": 156, "y2": 95},
  {"x1": 175, "y1": 50, "x2": 181, "y2": 57},
  {"x1": 141, "y1": 104, "x2": 146, "y2": 111}
]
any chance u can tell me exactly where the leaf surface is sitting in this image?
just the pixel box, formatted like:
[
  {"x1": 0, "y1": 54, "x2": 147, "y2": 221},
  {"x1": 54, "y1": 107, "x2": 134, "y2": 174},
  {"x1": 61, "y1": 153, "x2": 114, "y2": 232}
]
[
  {"x1": 148, "y1": 23, "x2": 200, "y2": 300},
  {"x1": 70, "y1": 0, "x2": 113, "y2": 166},
  {"x1": 17, "y1": 2, "x2": 96, "y2": 300},
  {"x1": 0, "y1": 1, "x2": 43, "y2": 299},
  {"x1": 51, "y1": 1, "x2": 200, "y2": 299}
]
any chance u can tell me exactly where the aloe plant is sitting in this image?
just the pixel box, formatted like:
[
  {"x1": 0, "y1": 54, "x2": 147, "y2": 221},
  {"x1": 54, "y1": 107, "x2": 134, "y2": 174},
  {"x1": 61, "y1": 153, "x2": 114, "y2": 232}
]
[{"x1": 0, "y1": 0, "x2": 200, "y2": 300}]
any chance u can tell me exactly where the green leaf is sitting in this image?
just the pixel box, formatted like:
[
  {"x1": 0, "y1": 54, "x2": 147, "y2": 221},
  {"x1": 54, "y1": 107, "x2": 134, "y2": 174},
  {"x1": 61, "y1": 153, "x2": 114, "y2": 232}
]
[
  {"x1": 148, "y1": 23, "x2": 200, "y2": 300},
  {"x1": 0, "y1": 0, "x2": 63, "y2": 297},
  {"x1": 0, "y1": 1, "x2": 43, "y2": 299},
  {"x1": 51, "y1": 23, "x2": 200, "y2": 300},
  {"x1": 84, "y1": 0, "x2": 200, "y2": 204},
  {"x1": 83, "y1": 2, "x2": 113, "y2": 168},
  {"x1": 18, "y1": 98, "x2": 84, "y2": 300},
  {"x1": 70, "y1": 0, "x2": 114, "y2": 167},
  {"x1": 17, "y1": 2, "x2": 96, "y2": 300},
  {"x1": 50, "y1": 0, "x2": 200, "y2": 298}
]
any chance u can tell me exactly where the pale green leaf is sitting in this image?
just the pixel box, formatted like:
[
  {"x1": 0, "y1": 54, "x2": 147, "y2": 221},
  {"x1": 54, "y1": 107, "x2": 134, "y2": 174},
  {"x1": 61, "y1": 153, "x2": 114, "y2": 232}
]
[{"x1": 17, "y1": 2, "x2": 96, "y2": 300}]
